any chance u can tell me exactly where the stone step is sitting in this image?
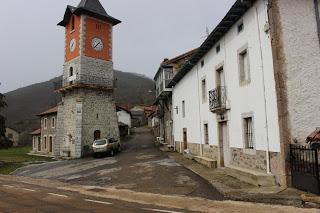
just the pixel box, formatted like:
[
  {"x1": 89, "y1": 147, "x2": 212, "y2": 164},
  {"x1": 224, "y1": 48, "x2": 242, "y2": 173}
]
[
  {"x1": 223, "y1": 165, "x2": 277, "y2": 187},
  {"x1": 194, "y1": 156, "x2": 217, "y2": 169}
]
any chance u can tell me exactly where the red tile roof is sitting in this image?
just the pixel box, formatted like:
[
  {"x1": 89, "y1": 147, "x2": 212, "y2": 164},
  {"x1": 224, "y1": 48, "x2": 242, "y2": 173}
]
[
  {"x1": 306, "y1": 128, "x2": 320, "y2": 143},
  {"x1": 30, "y1": 129, "x2": 41, "y2": 135},
  {"x1": 37, "y1": 106, "x2": 58, "y2": 116}
]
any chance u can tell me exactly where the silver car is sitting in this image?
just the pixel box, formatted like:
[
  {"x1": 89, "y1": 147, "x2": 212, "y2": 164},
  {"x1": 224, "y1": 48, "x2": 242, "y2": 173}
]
[{"x1": 92, "y1": 138, "x2": 121, "y2": 157}]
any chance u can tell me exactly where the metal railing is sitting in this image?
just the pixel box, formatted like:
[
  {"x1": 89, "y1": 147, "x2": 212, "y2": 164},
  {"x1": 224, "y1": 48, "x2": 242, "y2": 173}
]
[{"x1": 209, "y1": 86, "x2": 227, "y2": 112}]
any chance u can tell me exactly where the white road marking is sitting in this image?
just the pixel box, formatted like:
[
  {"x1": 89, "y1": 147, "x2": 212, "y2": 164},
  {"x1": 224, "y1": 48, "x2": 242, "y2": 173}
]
[
  {"x1": 2, "y1": 185, "x2": 15, "y2": 188},
  {"x1": 85, "y1": 199, "x2": 112, "y2": 205},
  {"x1": 142, "y1": 208, "x2": 184, "y2": 213},
  {"x1": 21, "y1": 188, "x2": 36, "y2": 192},
  {"x1": 47, "y1": 193, "x2": 68, "y2": 198}
]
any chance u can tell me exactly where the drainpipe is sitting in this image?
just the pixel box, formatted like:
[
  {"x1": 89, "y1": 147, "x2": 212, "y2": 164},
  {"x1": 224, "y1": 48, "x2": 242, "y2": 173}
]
[
  {"x1": 255, "y1": 4, "x2": 271, "y2": 174},
  {"x1": 172, "y1": 85, "x2": 176, "y2": 152},
  {"x1": 196, "y1": 63, "x2": 204, "y2": 157}
]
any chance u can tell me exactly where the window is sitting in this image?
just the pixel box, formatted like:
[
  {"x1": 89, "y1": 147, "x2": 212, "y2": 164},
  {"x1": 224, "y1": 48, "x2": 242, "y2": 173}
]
[
  {"x1": 182, "y1": 101, "x2": 185, "y2": 118},
  {"x1": 201, "y1": 79, "x2": 207, "y2": 102},
  {"x1": 316, "y1": 0, "x2": 320, "y2": 41},
  {"x1": 204, "y1": 123, "x2": 209, "y2": 145},
  {"x1": 239, "y1": 48, "x2": 250, "y2": 85},
  {"x1": 216, "y1": 44, "x2": 220, "y2": 53},
  {"x1": 96, "y1": 24, "x2": 102, "y2": 30},
  {"x1": 44, "y1": 136, "x2": 47, "y2": 150},
  {"x1": 238, "y1": 21, "x2": 244, "y2": 33},
  {"x1": 52, "y1": 117, "x2": 55, "y2": 128},
  {"x1": 243, "y1": 117, "x2": 254, "y2": 149},
  {"x1": 44, "y1": 118, "x2": 47, "y2": 129},
  {"x1": 201, "y1": 60, "x2": 205, "y2": 68},
  {"x1": 69, "y1": 67, "x2": 74, "y2": 77},
  {"x1": 71, "y1": 16, "x2": 75, "y2": 31}
]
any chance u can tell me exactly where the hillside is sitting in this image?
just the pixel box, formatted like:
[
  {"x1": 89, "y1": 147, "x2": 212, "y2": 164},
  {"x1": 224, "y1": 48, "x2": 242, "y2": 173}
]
[{"x1": 3, "y1": 70, "x2": 155, "y2": 132}]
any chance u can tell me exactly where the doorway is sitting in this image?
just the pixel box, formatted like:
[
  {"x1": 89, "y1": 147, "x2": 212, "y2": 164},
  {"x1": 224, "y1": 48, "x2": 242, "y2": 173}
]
[
  {"x1": 49, "y1": 136, "x2": 53, "y2": 153},
  {"x1": 218, "y1": 122, "x2": 230, "y2": 167},
  {"x1": 38, "y1": 137, "x2": 41, "y2": 152},
  {"x1": 183, "y1": 128, "x2": 188, "y2": 150},
  {"x1": 94, "y1": 130, "x2": 101, "y2": 140}
]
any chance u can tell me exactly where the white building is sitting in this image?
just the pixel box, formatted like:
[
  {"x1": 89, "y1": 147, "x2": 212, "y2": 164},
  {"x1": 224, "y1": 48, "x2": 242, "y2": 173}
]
[
  {"x1": 169, "y1": 0, "x2": 320, "y2": 187},
  {"x1": 116, "y1": 106, "x2": 132, "y2": 135}
]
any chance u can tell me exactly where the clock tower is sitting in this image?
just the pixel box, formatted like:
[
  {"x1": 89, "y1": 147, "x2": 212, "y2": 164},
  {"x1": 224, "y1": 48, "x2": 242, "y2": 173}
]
[{"x1": 56, "y1": 0, "x2": 121, "y2": 158}]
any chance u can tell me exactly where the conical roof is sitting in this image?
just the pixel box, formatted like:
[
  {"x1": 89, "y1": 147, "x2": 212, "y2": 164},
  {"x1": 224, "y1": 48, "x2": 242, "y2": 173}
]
[{"x1": 58, "y1": 0, "x2": 121, "y2": 27}]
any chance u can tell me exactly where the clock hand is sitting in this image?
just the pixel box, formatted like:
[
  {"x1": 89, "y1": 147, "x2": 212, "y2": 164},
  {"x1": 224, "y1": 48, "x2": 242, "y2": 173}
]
[{"x1": 94, "y1": 42, "x2": 100, "y2": 48}]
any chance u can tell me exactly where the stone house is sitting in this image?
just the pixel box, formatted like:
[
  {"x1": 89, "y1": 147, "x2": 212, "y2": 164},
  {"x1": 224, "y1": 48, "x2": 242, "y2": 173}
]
[
  {"x1": 31, "y1": 129, "x2": 41, "y2": 152},
  {"x1": 168, "y1": 0, "x2": 320, "y2": 187},
  {"x1": 5, "y1": 127, "x2": 20, "y2": 147},
  {"x1": 153, "y1": 49, "x2": 197, "y2": 147},
  {"x1": 31, "y1": 107, "x2": 58, "y2": 156}
]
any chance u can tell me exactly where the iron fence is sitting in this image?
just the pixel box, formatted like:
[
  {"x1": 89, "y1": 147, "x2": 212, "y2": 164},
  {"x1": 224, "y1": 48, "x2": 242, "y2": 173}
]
[{"x1": 290, "y1": 144, "x2": 320, "y2": 195}]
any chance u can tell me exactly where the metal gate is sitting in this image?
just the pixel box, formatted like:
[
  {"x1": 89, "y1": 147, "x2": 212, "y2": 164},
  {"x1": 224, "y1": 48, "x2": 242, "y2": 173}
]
[{"x1": 290, "y1": 144, "x2": 320, "y2": 195}]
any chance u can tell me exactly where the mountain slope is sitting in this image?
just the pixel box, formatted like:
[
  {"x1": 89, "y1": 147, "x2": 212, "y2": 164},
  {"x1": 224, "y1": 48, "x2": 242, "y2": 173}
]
[{"x1": 3, "y1": 70, "x2": 155, "y2": 128}]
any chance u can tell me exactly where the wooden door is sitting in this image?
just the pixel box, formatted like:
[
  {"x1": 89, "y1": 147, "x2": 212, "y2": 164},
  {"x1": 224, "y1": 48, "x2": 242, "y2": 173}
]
[
  {"x1": 219, "y1": 122, "x2": 230, "y2": 167},
  {"x1": 183, "y1": 128, "x2": 188, "y2": 150},
  {"x1": 94, "y1": 130, "x2": 101, "y2": 140}
]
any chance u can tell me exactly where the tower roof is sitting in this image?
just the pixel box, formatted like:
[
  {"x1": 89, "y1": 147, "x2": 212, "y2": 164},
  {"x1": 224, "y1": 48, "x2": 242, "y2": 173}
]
[{"x1": 58, "y1": 0, "x2": 121, "y2": 27}]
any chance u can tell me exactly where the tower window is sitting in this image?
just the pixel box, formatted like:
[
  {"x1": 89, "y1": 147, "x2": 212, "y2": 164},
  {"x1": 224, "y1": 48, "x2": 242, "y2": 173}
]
[
  {"x1": 69, "y1": 67, "x2": 74, "y2": 77},
  {"x1": 238, "y1": 21, "x2": 244, "y2": 33},
  {"x1": 71, "y1": 16, "x2": 75, "y2": 31},
  {"x1": 96, "y1": 24, "x2": 102, "y2": 30},
  {"x1": 216, "y1": 44, "x2": 221, "y2": 53}
]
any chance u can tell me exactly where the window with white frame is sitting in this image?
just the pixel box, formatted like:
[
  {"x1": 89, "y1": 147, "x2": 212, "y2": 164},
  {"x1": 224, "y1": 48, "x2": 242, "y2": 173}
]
[
  {"x1": 44, "y1": 136, "x2": 47, "y2": 150},
  {"x1": 201, "y1": 78, "x2": 207, "y2": 102},
  {"x1": 204, "y1": 123, "x2": 209, "y2": 145},
  {"x1": 239, "y1": 48, "x2": 250, "y2": 85},
  {"x1": 52, "y1": 117, "x2": 55, "y2": 128},
  {"x1": 243, "y1": 117, "x2": 254, "y2": 149},
  {"x1": 44, "y1": 118, "x2": 47, "y2": 129},
  {"x1": 182, "y1": 100, "x2": 186, "y2": 118}
]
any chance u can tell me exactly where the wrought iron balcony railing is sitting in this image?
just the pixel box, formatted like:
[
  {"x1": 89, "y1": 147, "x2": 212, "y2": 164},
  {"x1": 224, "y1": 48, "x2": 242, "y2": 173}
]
[{"x1": 209, "y1": 86, "x2": 227, "y2": 113}]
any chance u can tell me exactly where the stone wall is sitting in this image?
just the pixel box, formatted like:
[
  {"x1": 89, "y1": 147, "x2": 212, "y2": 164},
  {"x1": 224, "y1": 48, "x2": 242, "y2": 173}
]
[
  {"x1": 81, "y1": 89, "x2": 119, "y2": 149},
  {"x1": 231, "y1": 148, "x2": 267, "y2": 172},
  {"x1": 202, "y1": 144, "x2": 219, "y2": 160}
]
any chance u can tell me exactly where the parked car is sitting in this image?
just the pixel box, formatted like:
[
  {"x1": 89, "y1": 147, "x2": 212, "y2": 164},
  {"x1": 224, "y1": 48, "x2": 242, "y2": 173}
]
[{"x1": 92, "y1": 138, "x2": 121, "y2": 157}]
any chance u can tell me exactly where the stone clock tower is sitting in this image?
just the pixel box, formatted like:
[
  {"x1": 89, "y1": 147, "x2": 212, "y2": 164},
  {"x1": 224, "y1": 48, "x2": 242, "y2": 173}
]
[{"x1": 56, "y1": 0, "x2": 121, "y2": 158}]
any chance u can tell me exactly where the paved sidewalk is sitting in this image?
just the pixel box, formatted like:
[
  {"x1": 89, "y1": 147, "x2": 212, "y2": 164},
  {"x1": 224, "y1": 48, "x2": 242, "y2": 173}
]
[{"x1": 166, "y1": 151, "x2": 320, "y2": 208}]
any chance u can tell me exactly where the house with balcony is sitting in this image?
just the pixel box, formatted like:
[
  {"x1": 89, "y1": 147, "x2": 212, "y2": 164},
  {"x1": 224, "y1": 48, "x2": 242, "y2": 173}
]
[
  {"x1": 153, "y1": 49, "x2": 197, "y2": 147},
  {"x1": 169, "y1": 0, "x2": 320, "y2": 187}
]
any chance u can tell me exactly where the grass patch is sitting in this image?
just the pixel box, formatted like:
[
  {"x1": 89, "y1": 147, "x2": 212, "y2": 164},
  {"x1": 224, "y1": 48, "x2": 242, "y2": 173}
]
[{"x1": 0, "y1": 146, "x2": 54, "y2": 175}]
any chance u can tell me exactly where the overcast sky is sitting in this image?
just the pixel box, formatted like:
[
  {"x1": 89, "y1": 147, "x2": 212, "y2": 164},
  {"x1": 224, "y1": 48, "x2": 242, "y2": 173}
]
[{"x1": 0, "y1": 0, "x2": 235, "y2": 93}]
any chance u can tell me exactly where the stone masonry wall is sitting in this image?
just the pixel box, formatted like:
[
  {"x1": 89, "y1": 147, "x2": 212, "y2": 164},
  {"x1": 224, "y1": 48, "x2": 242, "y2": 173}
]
[
  {"x1": 231, "y1": 148, "x2": 267, "y2": 172},
  {"x1": 81, "y1": 89, "x2": 120, "y2": 150}
]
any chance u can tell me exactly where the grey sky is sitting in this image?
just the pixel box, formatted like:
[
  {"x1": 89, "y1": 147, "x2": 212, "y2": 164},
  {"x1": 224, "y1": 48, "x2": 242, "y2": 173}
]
[{"x1": 0, "y1": 0, "x2": 235, "y2": 93}]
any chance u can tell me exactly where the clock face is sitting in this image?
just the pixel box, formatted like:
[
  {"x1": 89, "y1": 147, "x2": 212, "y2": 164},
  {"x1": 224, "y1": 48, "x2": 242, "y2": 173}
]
[
  {"x1": 69, "y1": 39, "x2": 76, "y2": 52},
  {"x1": 91, "y1": 38, "x2": 104, "y2": 51}
]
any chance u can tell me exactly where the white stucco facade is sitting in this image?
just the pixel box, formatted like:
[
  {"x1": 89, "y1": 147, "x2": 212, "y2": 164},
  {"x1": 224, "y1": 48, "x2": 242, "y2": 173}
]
[
  {"x1": 117, "y1": 110, "x2": 132, "y2": 128},
  {"x1": 172, "y1": 0, "x2": 282, "y2": 175}
]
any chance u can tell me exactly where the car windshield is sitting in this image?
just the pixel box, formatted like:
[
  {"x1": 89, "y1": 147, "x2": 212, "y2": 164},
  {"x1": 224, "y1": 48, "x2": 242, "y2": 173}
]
[{"x1": 94, "y1": 140, "x2": 106, "y2": 145}]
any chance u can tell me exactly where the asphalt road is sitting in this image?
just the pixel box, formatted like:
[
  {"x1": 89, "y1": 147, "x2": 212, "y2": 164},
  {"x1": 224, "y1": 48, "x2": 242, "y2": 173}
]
[
  {"x1": 14, "y1": 127, "x2": 223, "y2": 200},
  {"x1": 0, "y1": 178, "x2": 194, "y2": 213}
]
